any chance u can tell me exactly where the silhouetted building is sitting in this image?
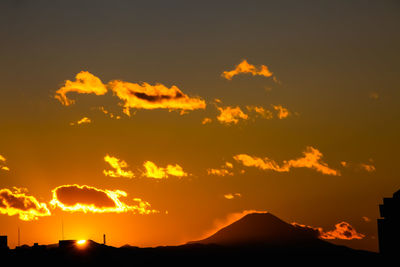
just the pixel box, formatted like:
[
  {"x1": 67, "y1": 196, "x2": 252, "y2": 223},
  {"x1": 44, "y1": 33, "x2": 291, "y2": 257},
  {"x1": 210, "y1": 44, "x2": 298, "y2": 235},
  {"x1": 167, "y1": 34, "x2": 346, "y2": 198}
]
[
  {"x1": 0, "y1": 236, "x2": 8, "y2": 250},
  {"x1": 59, "y1": 240, "x2": 77, "y2": 249},
  {"x1": 378, "y1": 189, "x2": 400, "y2": 254}
]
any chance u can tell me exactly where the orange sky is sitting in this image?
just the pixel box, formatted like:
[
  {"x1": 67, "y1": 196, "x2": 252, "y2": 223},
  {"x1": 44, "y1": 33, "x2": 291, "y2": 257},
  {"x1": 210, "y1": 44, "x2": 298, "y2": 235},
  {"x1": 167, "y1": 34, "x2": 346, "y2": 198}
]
[{"x1": 1, "y1": 1, "x2": 400, "y2": 252}]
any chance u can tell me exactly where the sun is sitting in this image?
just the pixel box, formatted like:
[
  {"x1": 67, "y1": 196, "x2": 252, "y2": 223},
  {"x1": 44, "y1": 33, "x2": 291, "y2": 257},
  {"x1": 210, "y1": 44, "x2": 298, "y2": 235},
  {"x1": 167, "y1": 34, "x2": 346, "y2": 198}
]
[{"x1": 76, "y1": 239, "x2": 87, "y2": 246}]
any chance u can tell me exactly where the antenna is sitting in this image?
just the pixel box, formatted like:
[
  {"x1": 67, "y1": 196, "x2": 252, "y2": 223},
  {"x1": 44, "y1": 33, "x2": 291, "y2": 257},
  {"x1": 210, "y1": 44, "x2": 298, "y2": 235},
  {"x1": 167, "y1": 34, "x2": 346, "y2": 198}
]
[
  {"x1": 18, "y1": 227, "x2": 20, "y2": 247},
  {"x1": 103, "y1": 234, "x2": 106, "y2": 245},
  {"x1": 61, "y1": 218, "x2": 64, "y2": 240}
]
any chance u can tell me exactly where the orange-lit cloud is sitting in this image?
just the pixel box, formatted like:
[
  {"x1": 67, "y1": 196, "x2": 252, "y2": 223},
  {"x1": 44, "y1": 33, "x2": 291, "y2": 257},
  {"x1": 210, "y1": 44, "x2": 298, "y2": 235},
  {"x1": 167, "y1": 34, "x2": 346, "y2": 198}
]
[
  {"x1": 69, "y1": 117, "x2": 91, "y2": 126},
  {"x1": 234, "y1": 146, "x2": 340, "y2": 176},
  {"x1": 50, "y1": 184, "x2": 157, "y2": 214},
  {"x1": 360, "y1": 163, "x2": 376, "y2": 172},
  {"x1": 207, "y1": 168, "x2": 233, "y2": 176},
  {"x1": 201, "y1": 117, "x2": 212, "y2": 125},
  {"x1": 222, "y1": 60, "x2": 274, "y2": 80},
  {"x1": 272, "y1": 105, "x2": 290, "y2": 119},
  {"x1": 143, "y1": 161, "x2": 188, "y2": 179},
  {"x1": 103, "y1": 154, "x2": 134, "y2": 179},
  {"x1": 246, "y1": 106, "x2": 273, "y2": 119},
  {"x1": 55, "y1": 71, "x2": 108, "y2": 106},
  {"x1": 108, "y1": 80, "x2": 206, "y2": 116},
  {"x1": 99, "y1": 106, "x2": 121, "y2": 120},
  {"x1": 0, "y1": 188, "x2": 51, "y2": 221},
  {"x1": 56, "y1": 72, "x2": 206, "y2": 116},
  {"x1": 292, "y1": 221, "x2": 365, "y2": 240},
  {"x1": 362, "y1": 216, "x2": 371, "y2": 222},
  {"x1": 207, "y1": 162, "x2": 234, "y2": 176},
  {"x1": 217, "y1": 106, "x2": 248, "y2": 124},
  {"x1": 224, "y1": 193, "x2": 241, "y2": 200},
  {"x1": 0, "y1": 155, "x2": 9, "y2": 171},
  {"x1": 319, "y1": 222, "x2": 365, "y2": 240}
]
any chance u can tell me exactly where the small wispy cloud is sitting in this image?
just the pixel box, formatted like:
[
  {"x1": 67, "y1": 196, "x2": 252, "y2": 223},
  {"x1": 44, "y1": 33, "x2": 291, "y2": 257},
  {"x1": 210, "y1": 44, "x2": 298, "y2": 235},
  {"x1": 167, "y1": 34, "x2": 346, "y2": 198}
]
[
  {"x1": 222, "y1": 60, "x2": 274, "y2": 81},
  {"x1": 0, "y1": 155, "x2": 10, "y2": 171},
  {"x1": 143, "y1": 161, "x2": 188, "y2": 179},
  {"x1": 55, "y1": 71, "x2": 108, "y2": 106},
  {"x1": 216, "y1": 106, "x2": 249, "y2": 124},
  {"x1": 272, "y1": 105, "x2": 290, "y2": 119},
  {"x1": 224, "y1": 193, "x2": 241, "y2": 200},
  {"x1": 69, "y1": 117, "x2": 91, "y2": 126},
  {"x1": 234, "y1": 146, "x2": 340, "y2": 176},
  {"x1": 207, "y1": 162, "x2": 234, "y2": 176},
  {"x1": 103, "y1": 154, "x2": 134, "y2": 179}
]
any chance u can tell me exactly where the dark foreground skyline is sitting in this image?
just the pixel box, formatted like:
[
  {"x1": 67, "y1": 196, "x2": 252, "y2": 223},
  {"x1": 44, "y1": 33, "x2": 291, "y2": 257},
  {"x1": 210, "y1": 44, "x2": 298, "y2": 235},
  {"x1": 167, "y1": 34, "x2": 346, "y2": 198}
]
[{"x1": 0, "y1": 212, "x2": 388, "y2": 265}]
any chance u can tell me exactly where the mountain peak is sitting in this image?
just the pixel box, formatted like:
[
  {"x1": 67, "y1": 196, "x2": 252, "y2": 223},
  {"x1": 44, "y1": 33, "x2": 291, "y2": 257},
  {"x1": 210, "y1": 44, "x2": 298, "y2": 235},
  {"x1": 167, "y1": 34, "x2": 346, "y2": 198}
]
[{"x1": 191, "y1": 212, "x2": 320, "y2": 246}]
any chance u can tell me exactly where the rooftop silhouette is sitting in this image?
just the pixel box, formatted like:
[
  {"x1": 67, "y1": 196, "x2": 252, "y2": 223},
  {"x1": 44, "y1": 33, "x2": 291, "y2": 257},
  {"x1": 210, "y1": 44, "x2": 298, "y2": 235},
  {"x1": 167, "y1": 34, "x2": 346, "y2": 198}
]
[{"x1": 378, "y1": 189, "x2": 400, "y2": 254}]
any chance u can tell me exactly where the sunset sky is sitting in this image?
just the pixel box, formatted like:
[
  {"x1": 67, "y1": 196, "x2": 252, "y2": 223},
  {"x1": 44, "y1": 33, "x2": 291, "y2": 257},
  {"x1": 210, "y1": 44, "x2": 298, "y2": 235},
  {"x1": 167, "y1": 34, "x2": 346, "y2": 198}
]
[{"x1": 0, "y1": 1, "x2": 399, "y2": 252}]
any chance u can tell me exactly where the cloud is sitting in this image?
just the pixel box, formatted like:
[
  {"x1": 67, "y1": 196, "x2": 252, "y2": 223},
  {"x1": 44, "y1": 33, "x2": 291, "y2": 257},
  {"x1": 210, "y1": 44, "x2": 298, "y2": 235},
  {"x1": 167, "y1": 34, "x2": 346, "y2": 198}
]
[
  {"x1": 54, "y1": 71, "x2": 108, "y2": 106},
  {"x1": 98, "y1": 106, "x2": 121, "y2": 120},
  {"x1": 217, "y1": 106, "x2": 248, "y2": 124},
  {"x1": 108, "y1": 80, "x2": 206, "y2": 116},
  {"x1": 0, "y1": 155, "x2": 9, "y2": 171},
  {"x1": 319, "y1": 222, "x2": 365, "y2": 240},
  {"x1": 207, "y1": 168, "x2": 234, "y2": 176},
  {"x1": 222, "y1": 60, "x2": 274, "y2": 80},
  {"x1": 292, "y1": 221, "x2": 365, "y2": 240},
  {"x1": 207, "y1": 162, "x2": 234, "y2": 176},
  {"x1": 234, "y1": 146, "x2": 340, "y2": 176},
  {"x1": 246, "y1": 106, "x2": 273, "y2": 119},
  {"x1": 362, "y1": 216, "x2": 371, "y2": 222},
  {"x1": 202, "y1": 117, "x2": 212, "y2": 125},
  {"x1": 70, "y1": 117, "x2": 91, "y2": 126},
  {"x1": 55, "y1": 72, "x2": 206, "y2": 116},
  {"x1": 224, "y1": 193, "x2": 241, "y2": 200},
  {"x1": 103, "y1": 154, "x2": 134, "y2": 179},
  {"x1": 359, "y1": 163, "x2": 376, "y2": 172},
  {"x1": 143, "y1": 161, "x2": 188, "y2": 179},
  {"x1": 50, "y1": 184, "x2": 157, "y2": 214},
  {"x1": 272, "y1": 105, "x2": 290, "y2": 119},
  {"x1": 0, "y1": 188, "x2": 51, "y2": 221}
]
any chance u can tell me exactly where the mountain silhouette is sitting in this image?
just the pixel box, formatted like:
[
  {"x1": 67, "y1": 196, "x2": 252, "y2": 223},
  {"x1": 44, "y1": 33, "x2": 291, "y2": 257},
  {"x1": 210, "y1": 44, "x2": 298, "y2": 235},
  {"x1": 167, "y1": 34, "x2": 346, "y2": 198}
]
[{"x1": 191, "y1": 212, "x2": 320, "y2": 246}]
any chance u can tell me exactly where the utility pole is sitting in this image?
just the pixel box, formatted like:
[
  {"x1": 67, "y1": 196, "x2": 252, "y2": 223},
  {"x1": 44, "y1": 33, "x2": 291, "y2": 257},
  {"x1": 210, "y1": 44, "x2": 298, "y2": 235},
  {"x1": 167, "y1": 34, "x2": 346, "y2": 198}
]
[
  {"x1": 17, "y1": 227, "x2": 20, "y2": 247},
  {"x1": 103, "y1": 234, "x2": 106, "y2": 245},
  {"x1": 61, "y1": 219, "x2": 64, "y2": 240}
]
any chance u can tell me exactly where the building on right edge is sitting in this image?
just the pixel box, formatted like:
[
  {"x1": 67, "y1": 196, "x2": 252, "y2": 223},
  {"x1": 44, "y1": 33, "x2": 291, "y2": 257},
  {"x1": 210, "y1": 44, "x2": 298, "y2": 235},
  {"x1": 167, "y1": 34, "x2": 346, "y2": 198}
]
[{"x1": 378, "y1": 189, "x2": 400, "y2": 254}]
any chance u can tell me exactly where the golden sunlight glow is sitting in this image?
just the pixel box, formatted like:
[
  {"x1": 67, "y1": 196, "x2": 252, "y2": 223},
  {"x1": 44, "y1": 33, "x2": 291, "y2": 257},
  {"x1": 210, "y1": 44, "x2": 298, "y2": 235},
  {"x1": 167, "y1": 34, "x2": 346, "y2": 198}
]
[
  {"x1": 222, "y1": 59, "x2": 274, "y2": 80},
  {"x1": 103, "y1": 154, "x2": 134, "y2": 178},
  {"x1": 234, "y1": 146, "x2": 340, "y2": 176},
  {"x1": 50, "y1": 184, "x2": 158, "y2": 214},
  {"x1": 143, "y1": 161, "x2": 188, "y2": 179},
  {"x1": 76, "y1": 239, "x2": 87, "y2": 245}
]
